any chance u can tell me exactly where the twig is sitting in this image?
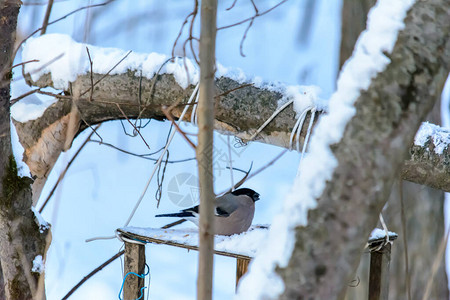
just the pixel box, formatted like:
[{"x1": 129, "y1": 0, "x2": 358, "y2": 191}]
[
  {"x1": 421, "y1": 225, "x2": 450, "y2": 300},
  {"x1": 218, "y1": 0, "x2": 288, "y2": 30},
  {"x1": 11, "y1": 59, "x2": 39, "y2": 69},
  {"x1": 115, "y1": 103, "x2": 151, "y2": 149},
  {"x1": 214, "y1": 83, "x2": 253, "y2": 99},
  {"x1": 399, "y1": 181, "x2": 411, "y2": 300},
  {"x1": 10, "y1": 88, "x2": 41, "y2": 105},
  {"x1": 40, "y1": 0, "x2": 54, "y2": 35},
  {"x1": 61, "y1": 249, "x2": 125, "y2": 300},
  {"x1": 38, "y1": 124, "x2": 101, "y2": 213},
  {"x1": 226, "y1": 0, "x2": 238, "y2": 10},
  {"x1": 13, "y1": 0, "x2": 114, "y2": 61},
  {"x1": 85, "y1": 47, "x2": 94, "y2": 102},
  {"x1": 88, "y1": 139, "x2": 196, "y2": 163},
  {"x1": 80, "y1": 50, "x2": 132, "y2": 98},
  {"x1": 246, "y1": 149, "x2": 287, "y2": 181},
  {"x1": 162, "y1": 106, "x2": 197, "y2": 149}
]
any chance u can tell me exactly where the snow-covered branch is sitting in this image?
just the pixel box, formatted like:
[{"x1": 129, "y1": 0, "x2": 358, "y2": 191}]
[{"x1": 14, "y1": 30, "x2": 450, "y2": 206}]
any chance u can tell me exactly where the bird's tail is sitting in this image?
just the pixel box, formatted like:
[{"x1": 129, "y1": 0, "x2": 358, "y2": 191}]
[{"x1": 155, "y1": 212, "x2": 193, "y2": 218}]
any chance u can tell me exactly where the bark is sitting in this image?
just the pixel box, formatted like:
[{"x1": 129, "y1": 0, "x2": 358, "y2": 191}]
[
  {"x1": 278, "y1": 1, "x2": 450, "y2": 299},
  {"x1": 0, "y1": 1, "x2": 49, "y2": 299},
  {"x1": 340, "y1": 1, "x2": 448, "y2": 299},
  {"x1": 196, "y1": 1, "x2": 217, "y2": 300}
]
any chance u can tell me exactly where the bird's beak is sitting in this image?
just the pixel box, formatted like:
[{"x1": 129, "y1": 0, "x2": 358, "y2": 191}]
[{"x1": 254, "y1": 193, "x2": 260, "y2": 201}]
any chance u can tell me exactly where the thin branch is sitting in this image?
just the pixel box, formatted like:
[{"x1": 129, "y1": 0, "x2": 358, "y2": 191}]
[
  {"x1": 11, "y1": 59, "x2": 39, "y2": 69},
  {"x1": 89, "y1": 139, "x2": 196, "y2": 163},
  {"x1": 80, "y1": 50, "x2": 132, "y2": 98},
  {"x1": 399, "y1": 181, "x2": 412, "y2": 300},
  {"x1": 13, "y1": 0, "x2": 114, "y2": 61},
  {"x1": 218, "y1": 0, "x2": 288, "y2": 30},
  {"x1": 214, "y1": 83, "x2": 253, "y2": 99},
  {"x1": 162, "y1": 106, "x2": 197, "y2": 150},
  {"x1": 85, "y1": 47, "x2": 94, "y2": 102},
  {"x1": 61, "y1": 249, "x2": 125, "y2": 300},
  {"x1": 115, "y1": 103, "x2": 151, "y2": 149},
  {"x1": 10, "y1": 88, "x2": 41, "y2": 105},
  {"x1": 38, "y1": 124, "x2": 101, "y2": 213},
  {"x1": 40, "y1": 0, "x2": 54, "y2": 35}
]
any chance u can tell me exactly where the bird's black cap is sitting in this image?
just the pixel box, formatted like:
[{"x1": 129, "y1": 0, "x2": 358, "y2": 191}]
[{"x1": 231, "y1": 188, "x2": 260, "y2": 202}]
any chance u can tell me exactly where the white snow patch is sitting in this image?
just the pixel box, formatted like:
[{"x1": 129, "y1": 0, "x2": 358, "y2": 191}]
[
  {"x1": 22, "y1": 33, "x2": 199, "y2": 90},
  {"x1": 236, "y1": 1, "x2": 416, "y2": 299},
  {"x1": 32, "y1": 206, "x2": 50, "y2": 233},
  {"x1": 32, "y1": 255, "x2": 44, "y2": 273},
  {"x1": 414, "y1": 122, "x2": 450, "y2": 154},
  {"x1": 369, "y1": 228, "x2": 397, "y2": 241},
  {"x1": 122, "y1": 225, "x2": 269, "y2": 258},
  {"x1": 11, "y1": 93, "x2": 57, "y2": 123}
]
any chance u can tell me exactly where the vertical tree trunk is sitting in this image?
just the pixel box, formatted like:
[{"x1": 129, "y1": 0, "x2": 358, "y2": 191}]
[
  {"x1": 0, "y1": 1, "x2": 50, "y2": 299},
  {"x1": 197, "y1": 0, "x2": 217, "y2": 299},
  {"x1": 340, "y1": 2, "x2": 449, "y2": 299}
]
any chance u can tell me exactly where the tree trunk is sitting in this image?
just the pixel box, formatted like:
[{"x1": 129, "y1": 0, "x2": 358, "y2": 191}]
[
  {"x1": 0, "y1": 1, "x2": 49, "y2": 299},
  {"x1": 278, "y1": 1, "x2": 450, "y2": 298},
  {"x1": 197, "y1": 1, "x2": 217, "y2": 300},
  {"x1": 340, "y1": 2, "x2": 449, "y2": 299}
]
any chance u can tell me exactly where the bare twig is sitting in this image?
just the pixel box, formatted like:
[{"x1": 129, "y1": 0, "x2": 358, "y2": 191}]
[
  {"x1": 246, "y1": 149, "x2": 287, "y2": 181},
  {"x1": 38, "y1": 124, "x2": 101, "y2": 213},
  {"x1": 214, "y1": 83, "x2": 253, "y2": 98},
  {"x1": 162, "y1": 106, "x2": 197, "y2": 149},
  {"x1": 399, "y1": 181, "x2": 411, "y2": 300},
  {"x1": 226, "y1": 0, "x2": 238, "y2": 10},
  {"x1": 80, "y1": 50, "x2": 132, "y2": 98},
  {"x1": 218, "y1": 0, "x2": 288, "y2": 30},
  {"x1": 88, "y1": 139, "x2": 196, "y2": 163},
  {"x1": 421, "y1": 225, "x2": 450, "y2": 300},
  {"x1": 115, "y1": 103, "x2": 151, "y2": 149},
  {"x1": 61, "y1": 249, "x2": 125, "y2": 300},
  {"x1": 40, "y1": 0, "x2": 54, "y2": 35},
  {"x1": 10, "y1": 88, "x2": 41, "y2": 105},
  {"x1": 11, "y1": 59, "x2": 39, "y2": 69},
  {"x1": 85, "y1": 47, "x2": 94, "y2": 102},
  {"x1": 13, "y1": 0, "x2": 114, "y2": 61}
]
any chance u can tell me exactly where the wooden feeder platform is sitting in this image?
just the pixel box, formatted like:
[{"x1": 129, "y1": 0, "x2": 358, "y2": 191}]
[{"x1": 116, "y1": 226, "x2": 397, "y2": 300}]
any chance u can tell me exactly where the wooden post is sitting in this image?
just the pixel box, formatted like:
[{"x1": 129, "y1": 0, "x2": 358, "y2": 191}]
[
  {"x1": 236, "y1": 258, "x2": 250, "y2": 289},
  {"x1": 368, "y1": 243, "x2": 391, "y2": 300},
  {"x1": 123, "y1": 242, "x2": 146, "y2": 300}
]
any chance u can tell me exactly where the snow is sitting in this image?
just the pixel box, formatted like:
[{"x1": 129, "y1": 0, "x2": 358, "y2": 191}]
[
  {"x1": 121, "y1": 225, "x2": 269, "y2": 258},
  {"x1": 236, "y1": 1, "x2": 416, "y2": 299},
  {"x1": 32, "y1": 206, "x2": 50, "y2": 233},
  {"x1": 21, "y1": 34, "x2": 325, "y2": 125},
  {"x1": 22, "y1": 33, "x2": 199, "y2": 90},
  {"x1": 11, "y1": 93, "x2": 57, "y2": 123},
  {"x1": 414, "y1": 122, "x2": 450, "y2": 155},
  {"x1": 32, "y1": 255, "x2": 44, "y2": 273},
  {"x1": 369, "y1": 228, "x2": 398, "y2": 241}
]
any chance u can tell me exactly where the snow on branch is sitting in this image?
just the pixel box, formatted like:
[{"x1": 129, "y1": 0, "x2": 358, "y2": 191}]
[{"x1": 14, "y1": 24, "x2": 450, "y2": 210}]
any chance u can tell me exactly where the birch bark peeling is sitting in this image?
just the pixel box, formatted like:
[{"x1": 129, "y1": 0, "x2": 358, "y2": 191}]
[{"x1": 278, "y1": 1, "x2": 450, "y2": 299}]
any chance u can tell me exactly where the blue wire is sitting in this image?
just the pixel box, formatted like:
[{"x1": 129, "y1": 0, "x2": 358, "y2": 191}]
[{"x1": 118, "y1": 263, "x2": 150, "y2": 300}]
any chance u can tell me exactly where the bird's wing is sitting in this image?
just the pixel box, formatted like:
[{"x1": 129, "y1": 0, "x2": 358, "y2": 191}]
[{"x1": 214, "y1": 193, "x2": 239, "y2": 217}]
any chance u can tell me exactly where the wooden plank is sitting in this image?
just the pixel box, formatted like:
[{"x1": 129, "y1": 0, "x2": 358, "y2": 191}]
[
  {"x1": 236, "y1": 258, "x2": 250, "y2": 289},
  {"x1": 368, "y1": 243, "x2": 391, "y2": 300},
  {"x1": 123, "y1": 242, "x2": 146, "y2": 300},
  {"x1": 117, "y1": 229, "x2": 251, "y2": 260}
]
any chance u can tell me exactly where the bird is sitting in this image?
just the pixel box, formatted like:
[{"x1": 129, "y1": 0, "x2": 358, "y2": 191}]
[{"x1": 155, "y1": 188, "x2": 260, "y2": 236}]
